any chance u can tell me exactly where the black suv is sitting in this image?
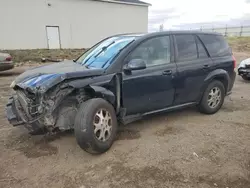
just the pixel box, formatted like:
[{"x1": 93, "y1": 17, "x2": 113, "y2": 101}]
[{"x1": 6, "y1": 31, "x2": 236, "y2": 154}]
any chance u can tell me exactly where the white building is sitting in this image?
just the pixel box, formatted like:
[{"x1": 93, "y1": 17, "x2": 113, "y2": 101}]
[{"x1": 0, "y1": 0, "x2": 149, "y2": 49}]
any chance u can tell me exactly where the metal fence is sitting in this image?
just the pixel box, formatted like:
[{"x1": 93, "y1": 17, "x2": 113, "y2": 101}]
[
  {"x1": 198, "y1": 25, "x2": 250, "y2": 37},
  {"x1": 161, "y1": 25, "x2": 250, "y2": 37}
]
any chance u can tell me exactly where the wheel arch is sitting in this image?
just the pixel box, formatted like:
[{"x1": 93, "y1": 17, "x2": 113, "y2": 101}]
[
  {"x1": 46, "y1": 85, "x2": 116, "y2": 131},
  {"x1": 85, "y1": 85, "x2": 116, "y2": 105},
  {"x1": 198, "y1": 69, "x2": 230, "y2": 102},
  {"x1": 64, "y1": 73, "x2": 122, "y2": 113}
]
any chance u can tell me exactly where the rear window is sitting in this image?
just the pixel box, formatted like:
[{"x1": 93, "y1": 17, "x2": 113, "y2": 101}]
[{"x1": 198, "y1": 34, "x2": 231, "y2": 57}]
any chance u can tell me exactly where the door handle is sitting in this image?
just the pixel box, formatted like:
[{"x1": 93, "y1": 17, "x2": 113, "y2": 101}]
[
  {"x1": 162, "y1": 70, "x2": 172, "y2": 75},
  {"x1": 203, "y1": 64, "x2": 210, "y2": 69}
]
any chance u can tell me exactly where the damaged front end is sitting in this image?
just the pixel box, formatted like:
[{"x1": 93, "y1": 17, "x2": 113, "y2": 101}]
[
  {"x1": 6, "y1": 73, "x2": 76, "y2": 134},
  {"x1": 5, "y1": 59, "x2": 120, "y2": 135}
]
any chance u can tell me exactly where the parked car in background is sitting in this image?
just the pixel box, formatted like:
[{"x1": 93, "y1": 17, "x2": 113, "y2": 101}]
[
  {"x1": 6, "y1": 31, "x2": 236, "y2": 154},
  {"x1": 238, "y1": 58, "x2": 250, "y2": 80},
  {"x1": 0, "y1": 52, "x2": 14, "y2": 72}
]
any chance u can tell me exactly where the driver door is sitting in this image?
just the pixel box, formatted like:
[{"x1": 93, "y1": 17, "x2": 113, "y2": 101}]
[{"x1": 122, "y1": 35, "x2": 177, "y2": 115}]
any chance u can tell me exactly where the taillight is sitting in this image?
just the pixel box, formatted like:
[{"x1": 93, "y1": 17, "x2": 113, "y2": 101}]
[
  {"x1": 5, "y1": 56, "x2": 12, "y2": 61},
  {"x1": 232, "y1": 55, "x2": 236, "y2": 69}
]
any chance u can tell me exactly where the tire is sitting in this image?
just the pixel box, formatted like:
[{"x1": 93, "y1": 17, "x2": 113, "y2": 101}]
[
  {"x1": 242, "y1": 75, "x2": 250, "y2": 81},
  {"x1": 74, "y1": 98, "x2": 117, "y2": 154},
  {"x1": 198, "y1": 80, "x2": 225, "y2": 114}
]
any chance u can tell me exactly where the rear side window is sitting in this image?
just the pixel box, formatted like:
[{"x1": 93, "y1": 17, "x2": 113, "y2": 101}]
[
  {"x1": 175, "y1": 35, "x2": 197, "y2": 61},
  {"x1": 198, "y1": 34, "x2": 231, "y2": 57},
  {"x1": 196, "y1": 37, "x2": 208, "y2": 58}
]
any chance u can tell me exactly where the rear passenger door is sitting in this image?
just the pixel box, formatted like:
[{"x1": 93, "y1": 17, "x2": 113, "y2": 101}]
[{"x1": 173, "y1": 34, "x2": 213, "y2": 105}]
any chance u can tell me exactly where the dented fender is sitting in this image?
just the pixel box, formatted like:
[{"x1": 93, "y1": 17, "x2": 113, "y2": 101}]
[
  {"x1": 67, "y1": 74, "x2": 115, "y2": 89},
  {"x1": 67, "y1": 73, "x2": 120, "y2": 107},
  {"x1": 88, "y1": 85, "x2": 116, "y2": 104}
]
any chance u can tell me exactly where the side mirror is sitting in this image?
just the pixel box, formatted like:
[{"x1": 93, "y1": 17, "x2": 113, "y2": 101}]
[{"x1": 123, "y1": 59, "x2": 146, "y2": 72}]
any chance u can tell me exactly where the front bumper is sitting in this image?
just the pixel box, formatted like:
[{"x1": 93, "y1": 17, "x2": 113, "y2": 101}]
[
  {"x1": 6, "y1": 92, "x2": 44, "y2": 125},
  {"x1": 5, "y1": 97, "x2": 24, "y2": 126},
  {"x1": 238, "y1": 67, "x2": 250, "y2": 77},
  {"x1": 6, "y1": 97, "x2": 47, "y2": 135}
]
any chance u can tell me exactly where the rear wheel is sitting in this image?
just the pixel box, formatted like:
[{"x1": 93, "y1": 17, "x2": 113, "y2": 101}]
[
  {"x1": 198, "y1": 80, "x2": 225, "y2": 114},
  {"x1": 74, "y1": 98, "x2": 117, "y2": 154}
]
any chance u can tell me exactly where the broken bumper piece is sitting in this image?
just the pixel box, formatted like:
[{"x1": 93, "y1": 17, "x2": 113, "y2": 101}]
[
  {"x1": 6, "y1": 97, "x2": 46, "y2": 134},
  {"x1": 238, "y1": 68, "x2": 250, "y2": 77},
  {"x1": 5, "y1": 97, "x2": 24, "y2": 126}
]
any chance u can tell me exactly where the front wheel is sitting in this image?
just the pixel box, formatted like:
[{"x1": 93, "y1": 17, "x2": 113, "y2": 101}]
[
  {"x1": 198, "y1": 80, "x2": 225, "y2": 114},
  {"x1": 74, "y1": 98, "x2": 117, "y2": 154}
]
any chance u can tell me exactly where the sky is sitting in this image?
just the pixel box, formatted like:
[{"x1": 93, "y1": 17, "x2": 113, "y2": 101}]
[{"x1": 144, "y1": 0, "x2": 250, "y2": 32}]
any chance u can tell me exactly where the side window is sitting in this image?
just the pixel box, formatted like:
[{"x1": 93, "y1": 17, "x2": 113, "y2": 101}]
[
  {"x1": 198, "y1": 34, "x2": 231, "y2": 57},
  {"x1": 128, "y1": 36, "x2": 171, "y2": 67},
  {"x1": 175, "y1": 34, "x2": 198, "y2": 61},
  {"x1": 196, "y1": 37, "x2": 208, "y2": 58}
]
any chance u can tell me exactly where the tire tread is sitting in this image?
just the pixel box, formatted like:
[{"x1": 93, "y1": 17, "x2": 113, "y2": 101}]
[
  {"x1": 74, "y1": 98, "x2": 117, "y2": 154},
  {"x1": 199, "y1": 80, "x2": 225, "y2": 114}
]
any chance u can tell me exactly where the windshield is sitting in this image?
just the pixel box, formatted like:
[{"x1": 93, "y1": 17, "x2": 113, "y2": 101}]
[{"x1": 76, "y1": 36, "x2": 136, "y2": 69}]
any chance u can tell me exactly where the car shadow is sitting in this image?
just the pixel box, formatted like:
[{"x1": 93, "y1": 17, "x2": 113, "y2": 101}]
[
  {"x1": 238, "y1": 79, "x2": 250, "y2": 83},
  {"x1": 6, "y1": 107, "x2": 200, "y2": 146},
  {"x1": 121, "y1": 106, "x2": 199, "y2": 132}
]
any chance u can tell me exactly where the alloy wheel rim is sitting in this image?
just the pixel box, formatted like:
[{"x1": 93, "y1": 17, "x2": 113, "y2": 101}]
[
  {"x1": 93, "y1": 109, "x2": 112, "y2": 142},
  {"x1": 207, "y1": 87, "x2": 221, "y2": 108}
]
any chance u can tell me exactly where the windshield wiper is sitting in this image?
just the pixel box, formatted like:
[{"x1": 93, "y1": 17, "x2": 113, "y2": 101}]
[
  {"x1": 86, "y1": 41, "x2": 116, "y2": 68},
  {"x1": 101, "y1": 40, "x2": 135, "y2": 68},
  {"x1": 94, "y1": 41, "x2": 115, "y2": 58}
]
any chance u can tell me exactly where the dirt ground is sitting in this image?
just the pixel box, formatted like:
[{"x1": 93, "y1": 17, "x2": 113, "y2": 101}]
[{"x1": 0, "y1": 53, "x2": 250, "y2": 188}]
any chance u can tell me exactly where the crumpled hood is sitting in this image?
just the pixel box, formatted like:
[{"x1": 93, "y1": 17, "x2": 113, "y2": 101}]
[{"x1": 13, "y1": 60, "x2": 104, "y2": 92}]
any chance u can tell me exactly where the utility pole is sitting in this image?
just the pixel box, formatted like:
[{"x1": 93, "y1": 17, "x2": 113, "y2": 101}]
[
  {"x1": 159, "y1": 18, "x2": 167, "y2": 32},
  {"x1": 159, "y1": 24, "x2": 164, "y2": 32}
]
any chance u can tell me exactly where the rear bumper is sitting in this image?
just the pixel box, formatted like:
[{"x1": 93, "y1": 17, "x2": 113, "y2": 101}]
[
  {"x1": 0, "y1": 62, "x2": 14, "y2": 71},
  {"x1": 226, "y1": 91, "x2": 232, "y2": 96},
  {"x1": 226, "y1": 71, "x2": 236, "y2": 96}
]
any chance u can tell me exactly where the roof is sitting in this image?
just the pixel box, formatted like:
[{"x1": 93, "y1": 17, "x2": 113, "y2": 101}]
[
  {"x1": 114, "y1": 0, "x2": 150, "y2": 5},
  {"x1": 152, "y1": 30, "x2": 223, "y2": 36},
  {"x1": 95, "y1": 0, "x2": 151, "y2": 6},
  {"x1": 110, "y1": 31, "x2": 222, "y2": 39},
  {"x1": 116, "y1": 33, "x2": 146, "y2": 37}
]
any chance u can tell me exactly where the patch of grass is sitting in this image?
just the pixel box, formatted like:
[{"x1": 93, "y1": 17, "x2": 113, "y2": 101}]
[
  {"x1": 2, "y1": 49, "x2": 86, "y2": 63},
  {"x1": 226, "y1": 37, "x2": 250, "y2": 52}
]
